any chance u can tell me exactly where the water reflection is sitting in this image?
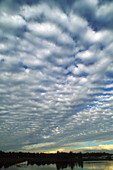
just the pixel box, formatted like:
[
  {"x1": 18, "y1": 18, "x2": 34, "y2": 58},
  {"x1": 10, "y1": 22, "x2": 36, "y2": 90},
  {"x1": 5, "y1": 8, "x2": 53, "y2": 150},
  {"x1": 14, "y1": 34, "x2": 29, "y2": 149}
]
[
  {"x1": 1, "y1": 161, "x2": 113, "y2": 170},
  {"x1": 0, "y1": 160, "x2": 83, "y2": 170},
  {"x1": 56, "y1": 161, "x2": 83, "y2": 170},
  {"x1": 27, "y1": 160, "x2": 83, "y2": 170},
  {"x1": 84, "y1": 161, "x2": 113, "y2": 170}
]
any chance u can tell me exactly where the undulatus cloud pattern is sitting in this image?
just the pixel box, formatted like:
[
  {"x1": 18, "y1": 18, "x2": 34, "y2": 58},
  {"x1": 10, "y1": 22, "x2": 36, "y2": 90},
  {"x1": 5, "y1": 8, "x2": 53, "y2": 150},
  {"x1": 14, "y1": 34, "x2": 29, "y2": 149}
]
[{"x1": 0, "y1": 0, "x2": 113, "y2": 153}]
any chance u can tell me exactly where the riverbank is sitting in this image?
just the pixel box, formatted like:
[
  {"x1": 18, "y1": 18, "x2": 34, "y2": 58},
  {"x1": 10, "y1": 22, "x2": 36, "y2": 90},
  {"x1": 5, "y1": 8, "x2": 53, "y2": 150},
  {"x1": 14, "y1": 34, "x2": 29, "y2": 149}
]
[{"x1": 0, "y1": 151, "x2": 113, "y2": 169}]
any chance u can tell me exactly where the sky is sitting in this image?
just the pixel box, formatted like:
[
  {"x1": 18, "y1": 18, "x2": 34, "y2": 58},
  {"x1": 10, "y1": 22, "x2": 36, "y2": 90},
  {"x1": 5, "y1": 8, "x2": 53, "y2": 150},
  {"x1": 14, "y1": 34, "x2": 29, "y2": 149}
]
[{"x1": 0, "y1": 0, "x2": 113, "y2": 153}]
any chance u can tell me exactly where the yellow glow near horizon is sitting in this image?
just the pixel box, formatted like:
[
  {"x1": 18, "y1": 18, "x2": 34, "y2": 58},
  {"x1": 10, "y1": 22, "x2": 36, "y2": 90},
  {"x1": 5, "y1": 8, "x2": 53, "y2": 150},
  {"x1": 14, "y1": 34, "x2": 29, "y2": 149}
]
[
  {"x1": 44, "y1": 149, "x2": 65, "y2": 154},
  {"x1": 44, "y1": 144, "x2": 113, "y2": 153},
  {"x1": 20, "y1": 143, "x2": 113, "y2": 153},
  {"x1": 75, "y1": 144, "x2": 113, "y2": 152}
]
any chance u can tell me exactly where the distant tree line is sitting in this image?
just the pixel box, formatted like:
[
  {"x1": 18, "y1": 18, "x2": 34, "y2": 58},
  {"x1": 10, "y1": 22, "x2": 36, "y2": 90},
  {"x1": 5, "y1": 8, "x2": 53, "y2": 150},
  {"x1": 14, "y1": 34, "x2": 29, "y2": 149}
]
[{"x1": 0, "y1": 150, "x2": 112, "y2": 160}]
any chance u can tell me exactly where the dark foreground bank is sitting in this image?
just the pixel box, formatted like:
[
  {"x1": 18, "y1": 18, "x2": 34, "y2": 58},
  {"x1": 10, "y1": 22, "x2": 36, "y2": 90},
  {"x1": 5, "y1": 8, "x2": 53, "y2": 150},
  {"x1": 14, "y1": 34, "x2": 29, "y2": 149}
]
[{"x1": 0, "y1": 151, "x2": 113, "y2": 169}]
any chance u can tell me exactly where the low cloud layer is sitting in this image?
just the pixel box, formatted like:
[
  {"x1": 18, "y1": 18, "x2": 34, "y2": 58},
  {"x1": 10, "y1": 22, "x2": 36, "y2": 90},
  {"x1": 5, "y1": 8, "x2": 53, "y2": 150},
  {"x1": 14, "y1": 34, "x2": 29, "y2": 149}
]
[{"x1": 0, "y1": 0, "x2": 113, "y2": 152}]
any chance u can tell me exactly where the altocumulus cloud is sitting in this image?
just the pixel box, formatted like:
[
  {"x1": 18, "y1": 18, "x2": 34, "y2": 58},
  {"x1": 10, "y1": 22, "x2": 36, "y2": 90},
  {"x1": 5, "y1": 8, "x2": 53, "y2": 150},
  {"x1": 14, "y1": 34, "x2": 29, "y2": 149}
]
[{"x1": 0, "y1": 0, "x2": 113, "y2": 152}]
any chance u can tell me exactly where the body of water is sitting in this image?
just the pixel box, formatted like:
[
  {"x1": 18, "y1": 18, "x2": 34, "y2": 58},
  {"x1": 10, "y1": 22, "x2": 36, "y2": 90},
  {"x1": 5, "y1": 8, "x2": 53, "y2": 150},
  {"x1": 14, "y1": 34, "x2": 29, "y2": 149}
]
[{"x1": 1, "y1": 161, "x2": 113, "y2": 170}]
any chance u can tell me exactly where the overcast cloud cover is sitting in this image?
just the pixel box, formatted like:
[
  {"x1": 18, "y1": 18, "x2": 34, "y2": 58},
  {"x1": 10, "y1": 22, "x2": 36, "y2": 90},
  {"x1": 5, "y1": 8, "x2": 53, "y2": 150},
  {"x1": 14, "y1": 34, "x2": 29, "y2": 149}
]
[{"x1": 0, "y1": 0, "x2": 113, "y2": 153}]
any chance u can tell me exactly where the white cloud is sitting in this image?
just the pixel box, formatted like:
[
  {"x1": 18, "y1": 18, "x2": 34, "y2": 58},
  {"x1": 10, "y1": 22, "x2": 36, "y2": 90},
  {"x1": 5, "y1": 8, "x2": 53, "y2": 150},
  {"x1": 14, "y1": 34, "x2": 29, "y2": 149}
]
[
  {"x1": 28, "y1": 22, "x2": 60, "y2": 37},
  {"x1": 0, "y1": 0, "x2": 113, "y2": 152},
  {"x1": 0, "y1": 13, "x2": 26, "y2": 28},
  {"x1": 97, "y1": 2, "x2": 113, "y2": 19}
]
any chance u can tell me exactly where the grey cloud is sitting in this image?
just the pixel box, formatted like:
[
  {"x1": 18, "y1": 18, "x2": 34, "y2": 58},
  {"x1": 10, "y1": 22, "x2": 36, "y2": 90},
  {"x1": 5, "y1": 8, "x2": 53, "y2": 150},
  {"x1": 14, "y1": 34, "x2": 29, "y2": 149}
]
[
  {"x1": 0, "y1": 0, "x2": 113, "y2": 152},
  {"x1": 96, "y1": 2, "x2": 113, "y2": 30}
]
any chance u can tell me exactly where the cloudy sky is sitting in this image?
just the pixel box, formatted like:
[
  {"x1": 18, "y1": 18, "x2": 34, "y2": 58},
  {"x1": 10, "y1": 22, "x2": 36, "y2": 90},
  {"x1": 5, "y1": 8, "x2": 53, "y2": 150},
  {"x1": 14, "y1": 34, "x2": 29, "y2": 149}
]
[{"x1": 0, "y1": 0, "x2": 113, "y2": 153}]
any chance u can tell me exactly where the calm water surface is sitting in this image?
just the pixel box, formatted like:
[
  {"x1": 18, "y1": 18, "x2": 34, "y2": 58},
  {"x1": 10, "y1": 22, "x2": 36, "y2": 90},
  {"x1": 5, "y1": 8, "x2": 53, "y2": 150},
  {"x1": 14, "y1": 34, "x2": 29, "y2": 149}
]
[{"x1": 1, "y1": 161, "x2": 113, "y2": 170}]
